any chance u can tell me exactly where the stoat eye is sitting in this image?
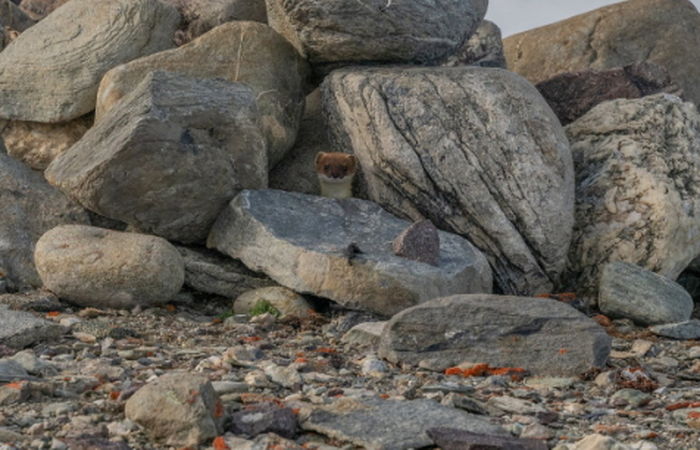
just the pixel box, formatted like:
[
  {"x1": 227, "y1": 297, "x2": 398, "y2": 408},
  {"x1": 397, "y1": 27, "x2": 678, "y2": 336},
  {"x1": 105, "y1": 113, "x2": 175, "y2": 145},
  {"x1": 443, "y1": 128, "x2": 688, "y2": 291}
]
[{"x1": 324, "y1": 165, "x2": 330, "y2": 171}]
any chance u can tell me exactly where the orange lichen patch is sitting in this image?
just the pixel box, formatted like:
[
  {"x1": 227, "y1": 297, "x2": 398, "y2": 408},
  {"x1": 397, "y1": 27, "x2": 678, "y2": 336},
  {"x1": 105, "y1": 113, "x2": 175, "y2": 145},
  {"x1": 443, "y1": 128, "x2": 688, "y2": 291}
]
[
  {"x1": 242, "y1": 336, "x2": 261, "y2": 342},
  {"x1": 4, "y1": 381, "x2": 25, "y2": 390},
  {"x1": 688, "y1": 411, "x2": 700, "y2": 419},
  {"x1": 165, "y1": 304, "x2": 176, "y2": 312},
  {"x1": 592, "y1": 314, "x2": 612, "y2": 327},
  {"x1": 213, "y1": 399, "x2": 224, "y2": 418},
  {"x1": 295, "y1": 352, "x2": 305, "y2": 357},
  {"x1": 294, "y1": 357, "x2": 308, "y2": 364},
  {"x1": 558, "y1": 348, "x2": 570, "y2": 355},
  {"x1": 186, "y1": 390, "x2": 200, "y2": 404},
  {"x1": 316, "y1": 347, "x2": 337, "y2": 354},
  {"x1": 211, "y1": 317, "x2": 223, "y2": 324},
  {"x1": 212, "y1": 437, "x2": 230, "y2": 450},
  {"x1": 379, "y1": 393, "x2": 390, "y2": 399},
  {"x1": 291, "y1": 408, "x2": 301, "y2": 415},
  {"x1": 666, "y1": 402, "x2": 700, "y2": 411},
  {"x1": 109, "y1": 390, "x2": 120, "y2": 400},
  {"x1": 445, "y1": 364, "x2": 527, "y2": 379},
  {"x1": 593, "y1": 424, "x2": 629, "y2": 434},
  {"x1": 535, "y1": 292, "x2": 576, "y2": 303},
  {"x1": 46, "y1": 311, "x2": 61, "y2": 317}
]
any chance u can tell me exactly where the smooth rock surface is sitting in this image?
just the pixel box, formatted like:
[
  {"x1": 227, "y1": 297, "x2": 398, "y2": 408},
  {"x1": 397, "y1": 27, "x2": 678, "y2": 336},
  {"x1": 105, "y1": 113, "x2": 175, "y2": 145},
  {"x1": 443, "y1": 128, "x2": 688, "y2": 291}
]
[
  {"x1": 379, "y1": 294, "x2": 611, "y2": 376},
  {"x1": 234, "y1": 286, "x2": 312, "y2": 318},
  {"x1": 649, "y1": 320, "x2": 700, "y2": 340},
  {"x1": 96, "y1": 21, "x2": 308, "y2": 167},
  {"x1": 208, "y1": 190, "x2": 492, "y2": 316},
  {"x1": 565, "y1": 94, "x2": 700, "y2": 299},
  {"x1": 0, "y1": 306, "x2": 65, "y2": 349},
  {"x1": 503, "y1": 0, "x2": 700, "y2": 110},
  {"x1": 0, "y1": 147, "x2": 89, "y2": 290},
  {"x1": 0, "y1": 0, "x2": 180, "y2": 122},
  {"x1": 302, "y1": 397, "x2": 505, "y2": 450},
  {"x1": 323, "y1": 66, "x2": 574, "y2": 295},
  {"x1": 34, "y1": 225, "x2": 185, "y2": 309},
  {"x1": 440, "y1": 20, "x2": 506, "y2": 69},
  {"x1": 598, "y1": 262, "x2": 693, "y2": 326},
  {"x1": 46, "y1": 71, "x2": 267, "y2": 243}
]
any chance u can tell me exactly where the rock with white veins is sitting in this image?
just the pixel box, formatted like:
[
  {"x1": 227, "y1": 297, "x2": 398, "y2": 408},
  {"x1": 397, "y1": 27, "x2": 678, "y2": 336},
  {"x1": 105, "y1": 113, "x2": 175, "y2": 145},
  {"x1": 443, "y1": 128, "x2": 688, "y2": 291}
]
[{"x1": 207, "y1": 190, "x2": 492, "y2": 316}]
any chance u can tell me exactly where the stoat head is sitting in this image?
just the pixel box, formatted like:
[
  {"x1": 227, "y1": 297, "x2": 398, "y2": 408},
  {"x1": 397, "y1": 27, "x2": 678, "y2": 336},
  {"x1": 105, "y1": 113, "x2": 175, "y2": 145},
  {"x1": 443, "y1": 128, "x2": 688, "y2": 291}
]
[{"x1": 315, "y1": 152, "x2": 357, "y2": 182}]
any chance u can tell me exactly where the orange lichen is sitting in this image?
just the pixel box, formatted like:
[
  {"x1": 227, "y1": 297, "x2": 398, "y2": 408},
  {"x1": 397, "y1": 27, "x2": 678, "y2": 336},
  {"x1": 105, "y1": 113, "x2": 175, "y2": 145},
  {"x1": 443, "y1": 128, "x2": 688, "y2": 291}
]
[
  {"x1": 213, "y1": 399, "x2": 224, "y2": 418},
  {"x1": 212, "y1": 436, "x2": 230, "y2": 450}
]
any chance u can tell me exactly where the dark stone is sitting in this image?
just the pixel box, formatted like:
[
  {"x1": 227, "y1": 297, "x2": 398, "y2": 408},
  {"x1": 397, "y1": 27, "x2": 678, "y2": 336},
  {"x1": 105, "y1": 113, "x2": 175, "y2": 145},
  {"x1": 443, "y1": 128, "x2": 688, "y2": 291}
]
[
  {"x1": 427, "y1": 427, "x2": 547, "y2": 450},
  {"x1": 230, "y1": 402, "x2": 298, "y2": 439},
  {"x1": 393, "y1": 220, "x2": 440, "y2": 266}
]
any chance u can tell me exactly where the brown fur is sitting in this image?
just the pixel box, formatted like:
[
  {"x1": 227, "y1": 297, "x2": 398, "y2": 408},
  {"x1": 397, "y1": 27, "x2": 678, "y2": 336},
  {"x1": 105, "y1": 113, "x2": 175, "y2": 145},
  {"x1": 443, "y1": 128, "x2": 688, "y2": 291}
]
[{"x1": 314, "y1": 152, "x2": 357, "y2": 199}]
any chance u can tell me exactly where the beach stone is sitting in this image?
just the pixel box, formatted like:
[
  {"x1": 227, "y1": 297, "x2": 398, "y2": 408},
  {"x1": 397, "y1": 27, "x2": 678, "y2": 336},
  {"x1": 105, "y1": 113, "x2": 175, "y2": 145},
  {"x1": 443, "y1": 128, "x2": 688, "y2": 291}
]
[
  {"x1": 46, "y1": 71, "x2": 267, "y2": 244},
  {"x1": 0, "y1": 0, "x2": 180, "y2": 122},
  {"x1": 207, "y1": 190, "x2": 492, "y2": 316},
  {"x1": 565, "y1": 94, "x2": 700, "y2": 300},
  {"x1": 378, "y1": 294, "x2": 611, "y2": 376},
  {"x1": 234, "y1": 286, "x2": 313, "y2": 318},
  {"x1": 34, "y1": 225, "x2": 185, "y2": 309},
  {"x1": 392, "y1": 220, "x2": 440, "y2": 266},
  {"x1": 598, "y1": 262, "x2": 693, "y2": 326},
  {"x1": 649, "y1": 320, "x2": 700, "y2": 340},
  {"x1": 441, "y1": 20, "x2": 506, "y2": 69},
  {"x1": 0, "y1": 306, "x2": 65, "y2": 349},
  {"x1": 323, "y1": 66, "x2": 573, "y2": 295},
  {"x1": 96, "y1": 21, "x2": 308, "y2": 167}
]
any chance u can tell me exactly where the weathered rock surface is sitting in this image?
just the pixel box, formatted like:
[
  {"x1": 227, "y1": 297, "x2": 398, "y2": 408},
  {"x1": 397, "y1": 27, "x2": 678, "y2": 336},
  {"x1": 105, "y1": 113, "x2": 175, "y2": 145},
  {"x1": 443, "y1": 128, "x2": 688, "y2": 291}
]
[
  {"x1": 536, "y1": 62, "x2": 682, "y2": 125},
  {"x1": 1, "y1": 115, "x2": 92, "y2": 169},
  {"x1": 341, "y1": 321, "x2": 386, "y2": 347},
  {"x1": 230, "y1": 402, "x2": 298, "y2": 439},
  {"x1": 598, "y1": 262, "x2": 693, "y2": 326},
  {"x1": 46, "y1": 71, "x2": 267, "y2": 243},
  {"x1": 0, "y1": 0, "x2": 34, "y2": 47},
  {"x1": 378, "y1": 294, "x2": 611, "y2": 376},
  {"x1": 0, "y1": 0, "x2": 180, "y2": 122},
  {"x1": 427, "y1": 428, "x2": 547, "y2": 450},
  {"x1": 234, "y1": 286, "x2": 313, "y2": 318},
  {"x1": 503, "y1": 0, "x2": 700, "y2": 110},
  {"x1": 392, "y1": 220, "x2": 440, "y2": 266},
  {"x1": 169, "y1": 0, "x2": 267, "y2": 45},
  {"x1": 17, "y1": 0, "x2": 68, "y2": 20},
  {"x1": 0, "y1": 147, "x2": 89, "y2": 290},
  {"x1": 441, "y1": 20, "x2": 506, "y2": 69},
  {"x1": 0, "y1": 306, "x2": 65, "y2": 349},
  {"x1": 649, "y1": 320, "x2": 700, "y2": 340},
  {"x1": 303, "y1": 396, "x2": 505, "y2": 449},
  {"x1": 34, "y1": 225, "x2": 184, "y2": 309},
  {"x1": 565, "y1": 94, "x2": 700, "y2": 299},
  {"x1": 208, "y1": 190, "x2": 492, "y2": 316},
  {"x1": 265, "y1": 0, "x2": 488, "y2": 66},
  {"x1": 124, "y1": 372, "x2": 223, "y2": 447},
  {"x1": 96, "y1": 21, "x2": 308, "y2": 167},
  {"x1": 323, "y1": 67, "x2": 574, "y2": 295}
]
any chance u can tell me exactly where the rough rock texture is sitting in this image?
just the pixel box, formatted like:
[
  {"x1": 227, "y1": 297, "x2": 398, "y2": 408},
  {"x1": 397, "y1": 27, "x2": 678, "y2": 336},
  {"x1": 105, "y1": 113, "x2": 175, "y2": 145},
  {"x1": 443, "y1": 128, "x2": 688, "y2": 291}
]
[
  {"x1": 230, "y1": 403, "x2": 298, "y2": 439},
  {"x1": 598, "y1": 262, "x2": 693, "y2": 326},
  {"x1": 650, "y1": 320, "x2": 700, "y2": 340},
  {"x1": 440, "y1": 20, "x2": 506, "y2": 69},
  {"x1": 427, "y1": 428, "x2": 547, "y2": 450},
  {"x1": 565, "y1": 94, "x2": 700, "y2": 300},
  {"x1": 265, "y1": 0, "x2": 488, "y2": 66},
  {"x1": 34, "y1": 225, "x2": 185, "y2": 309},
  {"x1": 234, "y1": 286, "x2": 313, "y2": 318},
  {"x1": 46, "y1": 71, "x2": 267, "y2": 244},
  {"x1": 392, "y1": 220, "x2": 440, "y2": 266},
  {"x1": 303, "y1": 397, "x2": 505, "y2": 450},
  {"x1": 536, "y1": 62, "x2": 682, "y2": 125},
  {"x1": 124, "y1": 372, "x2": 223, "y2": 447},
  {"x1": 208, "y1": 190, "x2": 492, "y2": 317},
  {"x1": 0, "y1": 0, "x2": 180, "y2": 122},
  {"x1": 503, "y1": 0, "x2": 700, "y2": 110},
  {"x1": 169, "y1": 0, "x2": 267, "y2": 45},
  {"x1": 0, "y1": 147, "x2": 89, "y2": 290},
  {"x1": 341, "y1": 321, "x2": 386, "y2": 347},
  {"x1": 0, "y1": 0, "x2": 34, "y2": 49},
  {"x1": 323, "y1": 67, "x2": 574, "y2": 296},
  {"x1": 1, "y1": 115, "x2": 92, "y2": 169},
  {"x1": 96, "y1": 21, "x2": 308, "y2": 167},
  {"x1": 17, "y1": 0, "x2": 68, "y2": 20},
  {"x1": 378, "y1": 294, "x2": 611, "y2": 376},
  {"x1": 0, "y1": 306, "x2": 65, "y2": 349}
]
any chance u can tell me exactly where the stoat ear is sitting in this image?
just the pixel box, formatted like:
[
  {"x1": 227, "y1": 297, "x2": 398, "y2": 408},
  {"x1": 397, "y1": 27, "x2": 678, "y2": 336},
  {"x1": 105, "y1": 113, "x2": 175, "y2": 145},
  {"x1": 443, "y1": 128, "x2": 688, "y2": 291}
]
[
  {"x1": 347, "y1": 154, "x2": 357, "y2": 171},
  {"x1": 315, "y1": 152, "x2": 327, "y2": 167}
]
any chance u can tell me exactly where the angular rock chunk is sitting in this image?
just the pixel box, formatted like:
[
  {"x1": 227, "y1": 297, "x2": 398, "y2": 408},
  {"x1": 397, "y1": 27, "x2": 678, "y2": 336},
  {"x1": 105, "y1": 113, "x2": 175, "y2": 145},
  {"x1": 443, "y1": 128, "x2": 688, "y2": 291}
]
[
  {"x1": 230, "y1": 402, "x2": 298, "y2": 439},
  {"x1": 378, "y1": 294, "x2": 611, "y2": 376},
  {"x1": 503, "y1": 0, "x2": 700, "y2": 110},
  {"x1": 441, "y1": 20, "x2": 507, "y2": 69},
  {"x1": 302, "y1": 397, "x2": 505, "y2": 450},
  {"x1": 0, "y1": 306, "x2": 65, "y2": 349},
  {"x1": 392, "y1": 220, "x2": 440, "y2": 266},
  {"x1": 565, "y1": 94, "x2": 700, "y2": 299},
  {"x1": 0, "y1": 0, "x2": 180, "y2": 122},
  {"x1": 125, "y1": 372, "x2": 223, "y2": 448},
  {"x1": 0, "y1": 147, "x2": 89, "y2": 290},
  {"x1": 265, "y1": 0, "x2": 488, "y2": 65},
  {"x1": 323, "y1": 67, "x2": 574, "y2": 296},
  {"x1": 649, "y1": 320, "x2": 700, "y2": 340},
  {"x1": 598, "y1": 262, "x2": 693, "y2": 326},
  {"x1": 34, "y1": 225, "x2": 184, "y2": 309},
  {"x1": 96, "y1": 21, "x2": 308, "y2": 167},
  {"x1": 207, "y1": 190, "x2": 492, "y2": 316},
  {"x1": 46, "y1": 71, "x2": 267, "y2": 243}
]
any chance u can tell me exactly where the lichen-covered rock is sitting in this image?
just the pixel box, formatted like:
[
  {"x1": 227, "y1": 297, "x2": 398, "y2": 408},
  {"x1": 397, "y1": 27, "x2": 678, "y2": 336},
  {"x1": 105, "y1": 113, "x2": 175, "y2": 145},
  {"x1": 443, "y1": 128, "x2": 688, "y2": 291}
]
[
  {"x1": 0, "y1": 0, "x2": 180, "y2": 122},
  {"x1": 96, "y1": 21, "x2": 308, "y2": 167},
  {"x1": 565, "y1": 94, "x2": 700, "y2": 299},
  {"x1": 441, "y1": 20, "x2": 506, "y2": 69},
  {"x1": 46, "y1": 71, "x2": 267, "y2": 244},
  {"x1": 323, "y1": 66, "x2": 573, "y2": 296}
]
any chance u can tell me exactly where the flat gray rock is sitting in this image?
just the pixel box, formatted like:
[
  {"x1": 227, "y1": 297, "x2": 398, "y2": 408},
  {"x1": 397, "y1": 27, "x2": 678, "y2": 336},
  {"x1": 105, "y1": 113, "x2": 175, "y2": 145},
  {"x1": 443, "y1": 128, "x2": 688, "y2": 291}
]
[
  {"x1": 207, "y1": 190, "x2": 492, "y2": 316},
  {"x1": 598, "y1": 262, "x2": 693, "y2": 326},
  {"x1": 650, "y1": 320, "x2": 700, "y2": 340},
  {"x1": 0, "y1": 306, "x2": 65, "y2": 349},
  {"x1": 427, "y1": 427, "x2": 547, "y2": 450},
  {"x1": 378, "y1": 294, "x2": 611, "y2": 376},
  {"x1": 302, "y1": 397, "x2": 505, "y2": 450},
  {"x1": 0, "y1": 359, "x2": 30, "y2": 383}
]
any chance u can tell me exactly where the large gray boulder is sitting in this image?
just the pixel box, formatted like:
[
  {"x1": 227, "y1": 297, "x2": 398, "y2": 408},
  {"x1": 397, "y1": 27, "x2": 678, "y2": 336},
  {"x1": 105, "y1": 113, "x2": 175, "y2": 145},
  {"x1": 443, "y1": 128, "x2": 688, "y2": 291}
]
[
  {"x1": 265, "y1": 0, "x2": 488, "y2": 66},
  {"x1": 378, "y1": 294, "x2": 611, "y2": 376},
  {"x1": 0, "y1": 0, "x2": 180, "y2": 122},
  {"x1": 34, "y1": 225, "x2": 184, "y2": 309},
  {"x1": 0, "y1": 147, "x2": 89, "y2": 290},
  {"x1": 565, "y1": 94, "x2": 700, "y2": 299},
  {"x1": 323, "y1": 67, "x2": 574, "y2": 296},
  {"x1": 46, "y1": 71, "x2": 267, "y2": 244},
  {"x1": 96, "y1": 21, "x2": 308, "y2": 167},
  {"x1": 207, "y1": 190, "x2": 492, "y2": 316},
  {"x1": 503, "y1": 0, "x2": 700, "y2": 110}
]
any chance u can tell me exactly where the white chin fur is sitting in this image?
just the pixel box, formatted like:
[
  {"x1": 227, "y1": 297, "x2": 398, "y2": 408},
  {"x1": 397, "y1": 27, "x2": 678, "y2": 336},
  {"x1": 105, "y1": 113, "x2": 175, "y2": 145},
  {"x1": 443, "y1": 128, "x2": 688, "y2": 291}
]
[{"x1": 318, "y1": 174, "x2": 353, "y2": 184}]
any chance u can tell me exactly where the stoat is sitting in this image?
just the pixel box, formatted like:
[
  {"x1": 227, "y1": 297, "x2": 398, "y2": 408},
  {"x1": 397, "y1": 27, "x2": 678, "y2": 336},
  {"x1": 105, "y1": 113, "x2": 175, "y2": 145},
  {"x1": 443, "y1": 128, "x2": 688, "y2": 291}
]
[{"x1": 315, "y1": 152, "x2": 357, "y2": 199}]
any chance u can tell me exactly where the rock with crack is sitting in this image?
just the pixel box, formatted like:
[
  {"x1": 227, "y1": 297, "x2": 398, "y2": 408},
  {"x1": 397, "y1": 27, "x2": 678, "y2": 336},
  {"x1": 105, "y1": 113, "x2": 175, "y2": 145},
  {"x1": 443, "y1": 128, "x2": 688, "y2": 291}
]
[
  {"x1": 378, "y1": 294, "x2": 611, "y2": 376},
  {"x1": 95, "y1": 21, "x2": 308, "y2": 167},
  {"x1": 503, "y1": 0, "x2": 700, "y2": 110},
  {"x1": 207, "y1": 189, "x2": 492, "y2": 317},
  {"x1": 0, "y1": 0, "x2": 180, "y2": 122},
  {"x1": 322, "y1": 66, "x2": 574, "y2": 296},
  {"x1": 440, "y1": 20, "x2": 507, "y2": 69},
  {"x1": 46, "y1": 71, "x2": 267, "y2": 244},
  {"x1": 564, "y1": 94, "x2": 700, "y2": 300}
]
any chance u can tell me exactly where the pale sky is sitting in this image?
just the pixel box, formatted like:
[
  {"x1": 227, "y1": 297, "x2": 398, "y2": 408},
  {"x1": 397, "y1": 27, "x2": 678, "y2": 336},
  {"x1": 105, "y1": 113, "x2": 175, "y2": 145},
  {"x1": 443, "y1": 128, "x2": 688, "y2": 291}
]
[{"x1": 486, "y1": 0, "x2": 700, "y2": 37}]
